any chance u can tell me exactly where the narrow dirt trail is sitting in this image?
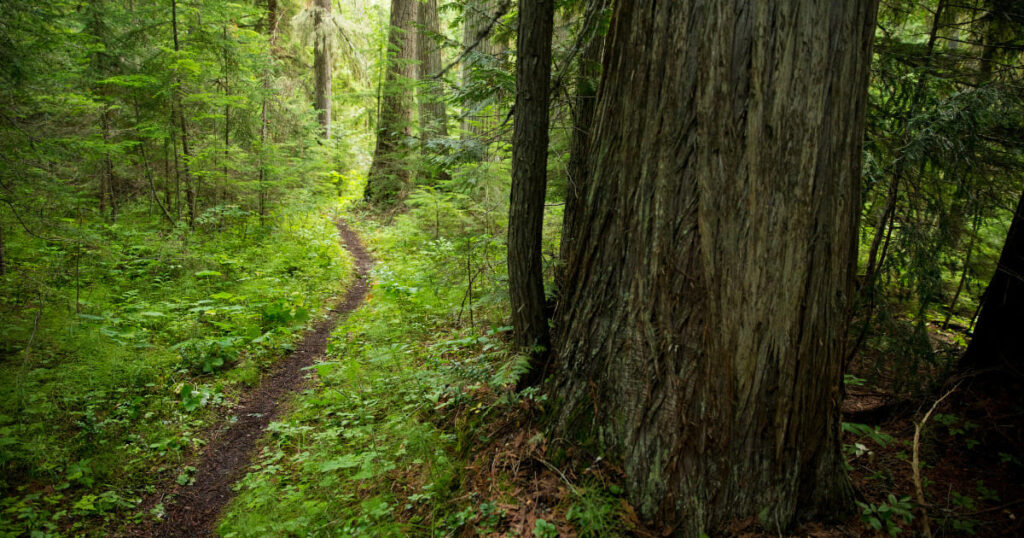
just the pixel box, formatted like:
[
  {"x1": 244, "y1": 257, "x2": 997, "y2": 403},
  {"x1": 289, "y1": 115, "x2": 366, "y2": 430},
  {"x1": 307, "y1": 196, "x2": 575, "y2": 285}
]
[{"x1": 132, "y1": 219, "x2": 372, "y2": 537}]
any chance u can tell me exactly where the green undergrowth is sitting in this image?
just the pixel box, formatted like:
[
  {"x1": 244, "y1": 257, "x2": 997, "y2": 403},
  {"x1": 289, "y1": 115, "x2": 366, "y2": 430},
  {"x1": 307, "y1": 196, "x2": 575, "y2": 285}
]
[
  {"x1": 218, "y1": 188, "x2": 627, "y2": 536},
  {"x1": 0, "y1": 184, "x2": 355, "y2": 536}
]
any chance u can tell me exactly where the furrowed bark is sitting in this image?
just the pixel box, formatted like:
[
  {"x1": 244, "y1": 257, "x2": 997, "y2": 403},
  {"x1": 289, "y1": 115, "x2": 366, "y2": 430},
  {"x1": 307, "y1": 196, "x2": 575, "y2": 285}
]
[
  {"x1": 551, "y1": 2, "x2": 878, "y2": 534},
  {"x1": 366, "y1": 0, "x2": 417, "y2": 205},
  {"x1": 313, "y1": 0, "x2": 332, "y2": 139},
  {"x1": 961, "y1": 189, "x2": 1024, "y2": 378},
  {"x1": 559, "y1": 0, "x2": 608, "y2": 289},
  {"x1": 417, "y1": 0, "x2": 447, "y2": 144},
  {"x1": 508, "y1": 0, "x2": 554, "y2": 388}
]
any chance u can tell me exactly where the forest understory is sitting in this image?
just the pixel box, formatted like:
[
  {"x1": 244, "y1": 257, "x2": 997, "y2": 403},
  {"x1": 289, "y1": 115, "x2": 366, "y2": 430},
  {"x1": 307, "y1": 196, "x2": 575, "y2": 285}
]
[{"x1": 4, "y1": 197, "x2": 1022, "y2": 537}]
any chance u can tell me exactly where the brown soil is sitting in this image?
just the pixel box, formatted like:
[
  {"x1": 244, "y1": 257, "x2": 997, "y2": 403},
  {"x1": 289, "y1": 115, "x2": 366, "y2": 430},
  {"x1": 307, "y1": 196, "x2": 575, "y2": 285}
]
[{"x1": 128, "y1": 219, "x2": 372, "y2": 537}]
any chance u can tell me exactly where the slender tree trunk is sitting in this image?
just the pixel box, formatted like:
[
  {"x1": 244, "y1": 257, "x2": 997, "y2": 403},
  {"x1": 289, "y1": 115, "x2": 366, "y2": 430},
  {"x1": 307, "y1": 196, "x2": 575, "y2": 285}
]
[
  {"x1": 943, "y1": 213, "x2": 981, "y2": 329},
  {"x1": 133, "y1": 94, "x2": 175, "y2": 225},
  {"x1": 88, "y1": 1, "x2": 115, "y2": 221},
  {"x1": 163, "y1": 137, "x2": 173, "y2": 214},
  {"x1": 365, "y1": 0, "x2": 417, "y2": 205},
  {"x1": 223, "y1": 24, "x2": 231, "y2": 203},
  {"x1": 258, "y1": 0, "x2": 279, "y2": 225},
  {"x1": 141, "y1": 144, "x2": 175, "y2": 226},
  {"x1": 98, "y1": 144, "x2": 109, "y2": 217},
  {"x1": 417, "y1": 0, "x2": 447, "y2": 146},
  {"x1": 847, "y1": 0, "x2": 948, "y2": 364},
  {"x1": 101, "y1": 107, "x2": 119, "y2": 222},
  {"x1": 170, "y1": 127, "x2": 182, "y2": 220},
  {"x1": 863, "y1": 0, "x2": 946, "y2": 283},
  {"x1": 508, "y1": 0, "x2": 553, "y2": 388},
  {"x1": 559, "y1": 0, "x2": 608, "y2": 283},
  {"x1": 171, "y1": 0, "x2": 197, "y2": 228},
  {"x1": 551, "y1": 2, "x2": 878, "y2": 534},
  {"x1": 313, "y1": 0, "x2": 332, "y2": 139},
  {"x1": 0, "y1": 209, "x2": 6, "y2": 276},
  {"x1": 417, "y1": 0, "x2": 448, "y2": 181},
  {"x1": 865, "y1": 172, "x2": 900, "y2": 280},
  {"x1": 961, "y1": 189, "x2": 1024, "y2": 378}
]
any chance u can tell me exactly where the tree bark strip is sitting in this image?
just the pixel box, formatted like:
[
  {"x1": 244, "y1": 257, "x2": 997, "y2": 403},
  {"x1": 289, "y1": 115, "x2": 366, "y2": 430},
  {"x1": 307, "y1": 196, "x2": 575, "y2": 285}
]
[
  {"x1": 0, "y1": 209, "x2": 6, "y2": 276},
  {"x1": 417, "y1": 0, "x2": 447, "y2": 144},
  {"x1": 559, "y1": 0, "x2": 608, "y2": 287},
  {"x1": 313, "y1": 0, "x2": 332, "y2": 139},
  {"x1": 171, "y1": 0, "x2": 197, "y2": 228},
  {"x1": 943, "y1": 213, "x2": 982, "y2": 329},
  {"x1": 460, "y1": 0, "x2": 505, "y2": 152},
  {"x1": 366, "y1": 0, "x2": 417, "y2": 205},
  {"x1": 551, "y1": 2, "x2": 879, "y2": 533},
  {"x1": 961, "y1": 189, "x2": 1024, "y2": 378},
  {"x1": 253, "y1": 0, "x2": 274, "y2": 224},
  {"x1": 508, "y1": 0, "x2": 553, "y2": 388}
]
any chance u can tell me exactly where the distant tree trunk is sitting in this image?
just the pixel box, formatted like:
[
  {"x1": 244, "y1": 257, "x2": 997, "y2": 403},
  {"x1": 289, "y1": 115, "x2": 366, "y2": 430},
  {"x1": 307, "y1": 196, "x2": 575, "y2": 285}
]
[
  {"x1": 163, "y1": 137, "x2": 173, "y2": 214},
  {"x1": 170, "y1": 126, "x2": 182, "y2": 220},
  {"x1": 508, "y1": 0, "x2": 553, "y2": 388},
  {"x1": 365, "y1": 0, "x2": 417, "y2": 205},
  {"x1": 133, "y1": 94, "x2": 175, "y2": 225},
  {"x1": 171, "y1": 0, "x2": 197, "y2": 228},
  {"x1": 313, "y1": 0, "x2": 332, "y2": 139},
  {"x1": 267, "y1": 0, "x2": 278, "y2": 32},
  {"x1": 551, "y1": 2, "x2": 878, "y2": 534},
  {"x1": 460, "y1": 0, "x2": 503, "y2": 148},
  {"x1": 863, "y1": 0, "x2": 945, "y2": 283},
  {"x1": 258, "y1": 0, "x2": 279, "y2": 224},
  {"x1": 222, "y1": 24, "x2": 231, "y2": 203},
  {"x1": 100, "y1": 107, "x2": 119, "y2": 221},
  {"x1": 0, "y1": 209, "x2": 6, "y2": 276},
  {"x1": 961, "y1": 189, "x2": 1024, "y2": 378},
  {"x1": 87, "y1": 1, "x2": 119, "y2": 222},
  {"x1": 417, "y1": 0, "x2": 447, "y2": 146},
  {"x1": 559, "y1": 0, "x2": 608, "y2": 282},
  {"x1": 943, "y1": 213, "x2": 981, "y2": 329}
]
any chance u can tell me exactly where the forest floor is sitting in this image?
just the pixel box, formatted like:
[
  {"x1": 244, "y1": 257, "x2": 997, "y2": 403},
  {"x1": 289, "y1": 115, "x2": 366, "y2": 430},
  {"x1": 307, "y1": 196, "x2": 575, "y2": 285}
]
[
  {"x1": 836, "y1": 373, "x2": 1024, "y2": 537},
  {"x1": 171, "y1": 209, "x2": 1024, "y2": 537},
  {"x1": 8, "y1": 199, "x2": 1018, "y2": 536},
  {"x1": 129, "y1": 220, "x2": 373, "y2": 537}
]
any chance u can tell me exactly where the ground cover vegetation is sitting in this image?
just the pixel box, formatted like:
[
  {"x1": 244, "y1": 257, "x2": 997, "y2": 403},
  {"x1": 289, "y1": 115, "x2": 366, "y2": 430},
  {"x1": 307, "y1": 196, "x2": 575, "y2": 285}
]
[{"x1": 1, "y1": 0, "x2": 1023, "y2": 536}]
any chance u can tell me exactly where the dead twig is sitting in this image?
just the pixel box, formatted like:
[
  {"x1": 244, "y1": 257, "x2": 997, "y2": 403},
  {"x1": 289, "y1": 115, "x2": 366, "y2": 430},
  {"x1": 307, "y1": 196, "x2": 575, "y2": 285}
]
[{"x1": 913, "y1": 382, "x2": 961, "y2": 538}]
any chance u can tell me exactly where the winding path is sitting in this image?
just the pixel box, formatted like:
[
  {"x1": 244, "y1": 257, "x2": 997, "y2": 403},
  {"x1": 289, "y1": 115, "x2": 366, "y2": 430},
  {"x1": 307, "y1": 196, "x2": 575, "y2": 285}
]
[{"x1": 134, "y1": 219, "x2": 372, "y2": 537}]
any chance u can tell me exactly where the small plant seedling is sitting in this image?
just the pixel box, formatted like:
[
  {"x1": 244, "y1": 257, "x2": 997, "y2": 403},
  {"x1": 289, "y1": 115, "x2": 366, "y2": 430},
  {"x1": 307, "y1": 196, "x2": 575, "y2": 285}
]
[
  {"x1": 856, "y1": 494, "x2": 914, "y2": 537},
  {"x1": 533, "y1": 518, "x2": 558, "y2": 538}
]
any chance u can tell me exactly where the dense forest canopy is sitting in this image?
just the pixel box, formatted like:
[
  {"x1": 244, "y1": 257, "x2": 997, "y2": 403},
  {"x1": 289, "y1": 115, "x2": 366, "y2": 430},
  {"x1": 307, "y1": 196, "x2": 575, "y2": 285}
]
[{"x1": 0, "y1": 0, "x2": 1022, "y2": 536}]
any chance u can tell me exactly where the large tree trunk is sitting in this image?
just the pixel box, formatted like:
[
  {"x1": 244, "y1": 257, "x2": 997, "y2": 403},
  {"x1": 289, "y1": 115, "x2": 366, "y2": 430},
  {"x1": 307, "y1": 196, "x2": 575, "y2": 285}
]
[
  {"x1": 961, "y1": 189, "x2": 1024, "y2": 378},
  {"x1": 365, "y1": 0, "x2": 417, "y2": 205},
  {"x1": 508, "y1": 0, "x2": 553, "y2": 388},
  {"x1": 559, "y1": 0, "x2": 608, "y2": 285},
  {"x1": 417, "y1": 0, "x2": 447, "y2": 144},
  {"x1": 313, "y1": 0, "x2": 332, "y2": 139},
  {"x1": 551, "y1": 2, "x2": 878, "y2": 534}
]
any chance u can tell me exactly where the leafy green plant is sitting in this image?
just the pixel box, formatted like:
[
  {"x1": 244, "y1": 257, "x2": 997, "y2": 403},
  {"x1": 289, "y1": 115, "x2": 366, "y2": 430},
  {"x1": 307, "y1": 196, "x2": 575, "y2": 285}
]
[
  {"x1": 533, "y1": 518, "x2": 558, "y2": 538},
  {"x1": 932, "y1": 413, "x2": 980, "y2": 448},
  {"x1": 567, "y1": 485, "x2": 624, "y2": 537},
  {"x1": 856, "y1": 494, "x2": 914, "y2": 536},
  {"x1": 175, "y1": 338, "x2": 238, "y2": 374}
]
